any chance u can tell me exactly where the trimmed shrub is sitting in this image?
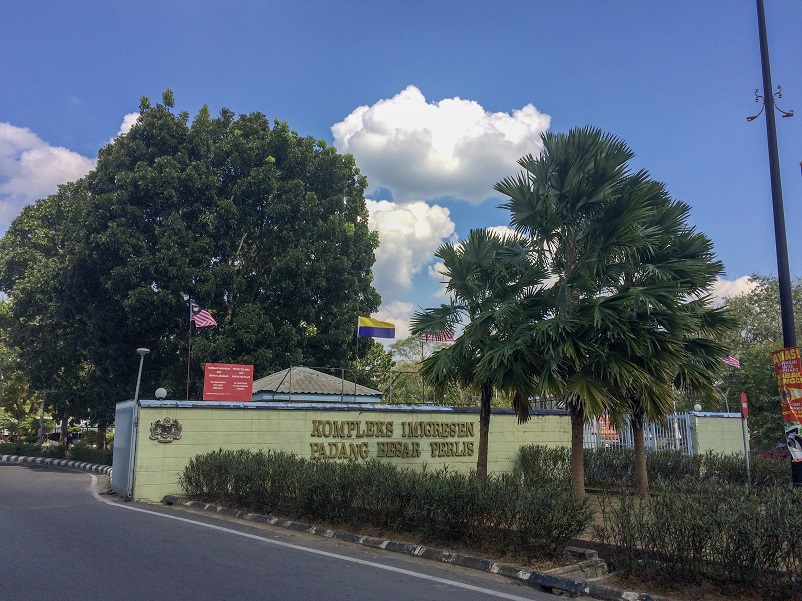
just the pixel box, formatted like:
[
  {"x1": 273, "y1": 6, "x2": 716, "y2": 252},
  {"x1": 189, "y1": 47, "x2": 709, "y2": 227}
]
[
  {"x1": 0, "y1": 442, "x2": 66, "y2": 459},
  {"x1": 646, "y1": 450, "x2": 702, "y2": 487},
  {"x1": 514, "y1": 478, "x2": 592, "y2": 556},
  {"x1": 750, "y1": 453, "x2": 790, "y2": 487},
  {"x1": 37, "y1": 444, "x2": 67, "y2": 459},
  {"x1": 69, "y1": 444, "x2": 112, "y2": 465},
  {"x1": 584, "y1": 448, "x2": 634, "y2": 488},
  {"x1": 0, "y1": 442, "x2": 24, "y2": 455},
  {"x1": 700, "y1": 451, "x2": 747, "y2": 485},
  {"x1": 595, "y1": 448, "x2": 790, "y2": 489},
  {"x1": 517, "y1": 445, "x2": 570, "y2": 484},
  {"x1": 0, "y1": 441, "x2": 111, "y2": 464},
  {"x1": 0, "y1": 442, "x2": 39, "y2": 456},
  {"x1": 180, "y1": 449, "x2": 592, "y2": 559},
  {"x1": 594, "y1": 484, "x2": 802, "y2": 598}
]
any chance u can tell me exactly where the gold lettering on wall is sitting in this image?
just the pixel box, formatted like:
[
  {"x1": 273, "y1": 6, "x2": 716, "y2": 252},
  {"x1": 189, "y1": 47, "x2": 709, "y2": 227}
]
[
  {"x1": 310, "y1": 441, "x2": 369, "y2": 460},
  {"x1": 309, "y1": 420, "x2": 393, "y2": 438},
  {"x1": 376, "y1": 441, "x2": 420, "y2": 458},
  {"x1": 401, "y1": 421, "x2": 474, "y2": 438},
  {"x1": 429, "y1": 441, "x2": 474, "y2": 458},
  {"x1": 308, "y1": 419, "x2": 476, "y2": 460}
]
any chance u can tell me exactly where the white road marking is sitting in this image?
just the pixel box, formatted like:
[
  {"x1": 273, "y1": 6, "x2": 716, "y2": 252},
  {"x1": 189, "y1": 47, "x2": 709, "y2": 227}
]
[{"x1": 90, "y1": 475, "x2": 544, "y2": 601}]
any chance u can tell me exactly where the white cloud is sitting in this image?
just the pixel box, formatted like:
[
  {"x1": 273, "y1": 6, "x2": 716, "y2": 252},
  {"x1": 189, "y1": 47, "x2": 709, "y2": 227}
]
[
  {"x1": 0, "y1": 123, "x2": 95, "y2": 227},
  {"x1": 427, "y1": 260, "x2": 451, "y2": 301},
  {"x1": 427, "y1": 225, "x2": 525, "y2": 299},
  {"x1": 115, "y1": 112, "x2": 140, "y2": 138},
  {"x1": 333, "y1": 85, "x2": 550, "y2": 203},
  {"x1": 367, "y1": 199, "x2": 456, "y2": 301},
  {"x1": 710, "y1": 276, "x2": 758, "y2": 304},
  {"x1": 486, "y1": 225, "x2": 518, "y2": 238},
  {"x1": 0, "y1": 114, "x2": 138, "y2": 229},
  {"x1": 373, "y1": 301, "x2": 415, "y2": 341}
]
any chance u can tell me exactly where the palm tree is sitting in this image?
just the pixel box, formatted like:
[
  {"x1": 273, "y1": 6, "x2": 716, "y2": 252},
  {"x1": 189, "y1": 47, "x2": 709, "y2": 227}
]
[
  {"x1": 494, "y1": 126, "x2": 733, "y2": 495},
  {"x1": 410, "y1": 228, "x2": 545, "y2": 480},
  {"x1": 495, "y1": 126, "x2": 654, "y2": 495},
  {"x1": 607, "y1": 192, "x2": 735, "y2": 495},
  {"x1": 608, "y1": 297, "x2": 732, "y2": 495}
]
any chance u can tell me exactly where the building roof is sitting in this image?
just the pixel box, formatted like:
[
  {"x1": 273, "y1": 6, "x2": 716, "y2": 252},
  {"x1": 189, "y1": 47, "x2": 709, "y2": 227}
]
[{"x1": 252, "y1": 366, "x2": 381, "y2": 398}]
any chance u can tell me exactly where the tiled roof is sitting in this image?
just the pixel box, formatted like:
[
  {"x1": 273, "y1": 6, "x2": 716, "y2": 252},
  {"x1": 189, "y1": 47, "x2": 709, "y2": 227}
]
[{"x1": 252, "y1": 366, "x2": 381, "y2": 397}]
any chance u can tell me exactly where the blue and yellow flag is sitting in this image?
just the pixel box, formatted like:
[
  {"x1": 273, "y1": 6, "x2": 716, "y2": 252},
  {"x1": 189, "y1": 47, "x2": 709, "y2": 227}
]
[{"x1": 357, "y1": 316, "x2": 395, "y2": 338}]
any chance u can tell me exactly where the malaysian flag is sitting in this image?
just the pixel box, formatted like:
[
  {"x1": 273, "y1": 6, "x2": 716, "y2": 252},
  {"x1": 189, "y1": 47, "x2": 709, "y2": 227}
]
[
  {"x1": 421, "y1": 330, "x2": 455, "y2": 343},
  {"x1": 721, "y1": 355, "x2": 741, "y2": 369},
  {"x1": 190, "y1": 300, "x2": 217, "y2": 327}
]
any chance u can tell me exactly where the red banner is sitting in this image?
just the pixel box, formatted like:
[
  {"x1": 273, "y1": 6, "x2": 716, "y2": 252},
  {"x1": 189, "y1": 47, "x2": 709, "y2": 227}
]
[
  {"x1": 772, "y1": 347, "x2": 802, "y2": 461},
  {"x1": 203, "y1": 363, "x2": 254, "y2": 402},
  {"x1": 598, "y1": 415, "x2": 619, "y2": 442}
]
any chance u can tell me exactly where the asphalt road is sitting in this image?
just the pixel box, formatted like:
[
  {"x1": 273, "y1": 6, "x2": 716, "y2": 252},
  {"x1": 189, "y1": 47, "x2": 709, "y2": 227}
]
[{"x1": 0, "y1": 464, "x2": 560, "y2": 601}]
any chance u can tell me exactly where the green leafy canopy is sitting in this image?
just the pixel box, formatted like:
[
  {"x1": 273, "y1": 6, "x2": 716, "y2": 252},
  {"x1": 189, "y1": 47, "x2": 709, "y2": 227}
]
[{"x1": 0, "y1": 91, "x2": 382, "y2": 423}]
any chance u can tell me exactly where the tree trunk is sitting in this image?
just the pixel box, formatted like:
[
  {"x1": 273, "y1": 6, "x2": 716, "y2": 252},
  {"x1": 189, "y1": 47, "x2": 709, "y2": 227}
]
[
  {"x1": 60, "y1": 415, "x2": 69, "y2": 448},
  {"x1": 632, "y1": 409, "x2": 649, "y2": 496},
  {"x1": 570, "y1": 404, "x2": 586, "y2": 497},
  {"x1": 476, "y1": 381, "x2": 492, "y2": 481},
  {"x1": 97, "y1": 421, "x2": 107, "y2": 450}
]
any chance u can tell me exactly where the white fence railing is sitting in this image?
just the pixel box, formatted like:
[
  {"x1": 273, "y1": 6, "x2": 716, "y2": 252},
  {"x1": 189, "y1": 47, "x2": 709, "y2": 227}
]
[{"x1": 584, "y1": 413, "x2": 694, "y2": 456}]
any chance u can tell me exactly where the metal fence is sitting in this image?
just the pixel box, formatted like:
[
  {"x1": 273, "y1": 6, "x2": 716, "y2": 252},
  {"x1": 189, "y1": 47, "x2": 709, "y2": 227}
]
[{"x1": 584, "y1": 412, "x2": 694, "y2": 456}]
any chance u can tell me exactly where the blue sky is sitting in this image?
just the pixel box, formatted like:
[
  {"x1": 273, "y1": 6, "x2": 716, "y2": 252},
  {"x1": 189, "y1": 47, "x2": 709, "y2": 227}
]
[{"x1": 2, "y1": 1, "x2": 801, "y2": 338}]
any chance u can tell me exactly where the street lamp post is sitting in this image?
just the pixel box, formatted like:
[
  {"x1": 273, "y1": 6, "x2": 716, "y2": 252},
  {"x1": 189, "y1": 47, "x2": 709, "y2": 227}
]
[
  {"x1": 133, "y1": 348, "x2": 150, "y2": 403},
  {"x1": 750, "y1": 0, "x2": 798, "y2": 485},
  {"x1": 126, "y1": 347, "x2": 150, "y2": 499},
  {"x1": 751, "y1": 0, "x2": 795, "y2": 348}
]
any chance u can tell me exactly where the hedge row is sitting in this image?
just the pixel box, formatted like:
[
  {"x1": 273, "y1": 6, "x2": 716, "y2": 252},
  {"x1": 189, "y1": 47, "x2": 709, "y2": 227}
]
[
  {"x1": 69, "y1": 445, "x2": 113, "y2": 466},
  {"x1": 0, "y1": 442, "x2": 112, "y2": 465},
  {"x1": 594, "y1": 484, "x2": 802, "y2": 598},
  {"x1": 179, "y1": 449, "x2": 592, "y2": 558},
  {"x1": 0, "y1": 442, "x2": 66, "y2": 459},
  {"x1": 517, "y1": 445, "x2": 790, "y2": 489}
]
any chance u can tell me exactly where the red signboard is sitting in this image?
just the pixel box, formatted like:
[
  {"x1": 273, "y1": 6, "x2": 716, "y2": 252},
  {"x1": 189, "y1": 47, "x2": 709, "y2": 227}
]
[
  {"x1": 203, "y1": 363, "x2": 254, "y2": 402},
  {"x1": 598, "y1": 415, "x2": 619, "y2": 442},
  {"x1": 772, "y1": 347, "x2": 802, "y2": 461},
  {"x1": 740, "y1": 392, "x2": 748, "y2": 419}
]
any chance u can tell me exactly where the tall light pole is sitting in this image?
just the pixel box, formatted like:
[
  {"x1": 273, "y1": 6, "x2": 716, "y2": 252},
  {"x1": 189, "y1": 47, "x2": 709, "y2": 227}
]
[
  {"x1": 127, "y1": 348, "x2": 150, "y2": 499},
  {"x1": 750, "y1": 0, "x2": 795, "y2": 348},
  {"x1": 133, "y1": 348, "x2": 150, "y2": 403},
  {"x1": 750, "y1": 0, "x2": 797, "y2": 485}
]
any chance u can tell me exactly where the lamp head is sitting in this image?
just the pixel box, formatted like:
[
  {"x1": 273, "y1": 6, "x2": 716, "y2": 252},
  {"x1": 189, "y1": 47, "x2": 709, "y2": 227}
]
[
  {"x1": 155, "y1": 387, "x2": 167, "y2": 400},
  {"x1": 136, "y1": 348, "x2": 150, "y2": 357}
]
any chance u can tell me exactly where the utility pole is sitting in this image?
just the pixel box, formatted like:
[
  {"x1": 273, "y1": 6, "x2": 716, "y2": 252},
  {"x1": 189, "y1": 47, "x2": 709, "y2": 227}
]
[
  {"x1": 750, "y1": 0, "x2": 797, "y2": 484},
  {"x1": 750, "y1": 0, "x2": 795, "y2": 347}
]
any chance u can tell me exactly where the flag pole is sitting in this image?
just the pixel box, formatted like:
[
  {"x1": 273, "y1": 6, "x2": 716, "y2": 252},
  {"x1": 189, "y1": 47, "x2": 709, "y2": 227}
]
[
  {"x1": 420, "y1": 335, "x2": 425, "y2": 403},
  {"x1": 186, "y1": 300, "x2": 193, "y2": 400}
]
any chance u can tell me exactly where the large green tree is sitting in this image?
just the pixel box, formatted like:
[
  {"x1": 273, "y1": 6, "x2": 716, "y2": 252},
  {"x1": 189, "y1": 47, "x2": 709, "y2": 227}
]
[
  {"x1": 0, "y1": 182, "x2": 94, "y2": 442},
  {"x1": 595, "y1": 185, "x2": 734, "y2": 495},
  {"x1": 0, "y1": 302, "x2": 44, "y2": 440},
  {"x1": 0, "y1": 91, "x2": 382, "y2": 426},
  {"x1": 385, "y1": 335, "x2": 480, "y2": 405},
  {"x1": 721, "y1": 275, "x2": 802, "y2": 450}
]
